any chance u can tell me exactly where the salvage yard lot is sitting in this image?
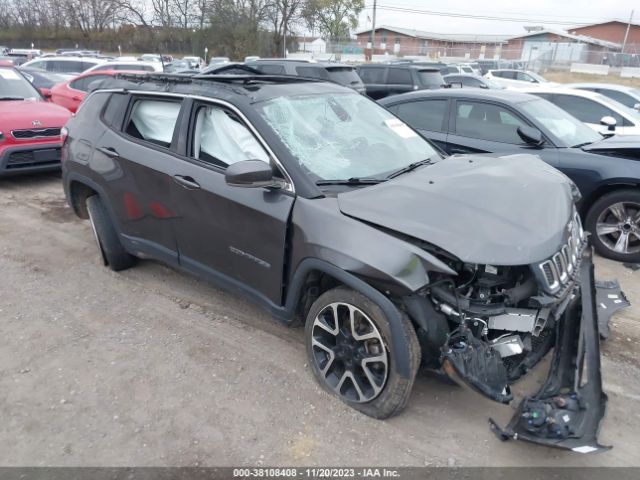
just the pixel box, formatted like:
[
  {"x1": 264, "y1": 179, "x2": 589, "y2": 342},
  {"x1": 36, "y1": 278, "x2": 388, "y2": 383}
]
[{"x1": 1, "y1": 173, "x2": 639, "y2": 467}]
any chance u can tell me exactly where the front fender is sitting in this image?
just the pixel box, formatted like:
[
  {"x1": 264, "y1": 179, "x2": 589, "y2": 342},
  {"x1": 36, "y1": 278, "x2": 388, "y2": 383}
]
[{"x1": 288, "y1": 197, "x2": 456, "y2": 297}]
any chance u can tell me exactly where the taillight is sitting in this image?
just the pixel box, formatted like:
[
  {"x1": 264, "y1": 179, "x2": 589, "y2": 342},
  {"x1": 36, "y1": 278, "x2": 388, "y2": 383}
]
[{"x1": 60, "y1": 126, "x2": 68, "y2": 162}]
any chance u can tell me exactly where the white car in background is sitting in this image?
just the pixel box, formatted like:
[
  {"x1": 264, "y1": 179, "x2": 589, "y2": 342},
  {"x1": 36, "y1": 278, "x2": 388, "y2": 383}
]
[
  {"x1": 565, "y1": 83, "x2": 640, "y2": 111},
  {"x1": 485, "y1": 69, "x2": 558, "y2": 88},
  {"x1": 522, "y1": 87, "x2": 640, "y2": 136},
  {"x1": 182, "y1": 56, "x2": 204, "y2": 69},
  {"x1": 84, "y1": 61, "x2": 163, "y2": 73},
  {"x1": 20, "y1": 56, "x2": 106, "y2": 77}
]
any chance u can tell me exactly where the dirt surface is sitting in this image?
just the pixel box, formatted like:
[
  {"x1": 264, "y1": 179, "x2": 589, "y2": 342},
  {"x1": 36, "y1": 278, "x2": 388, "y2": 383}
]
[
  {"x1": 544, "y1": 70, "x2": 640, "y2": 88},
  {"x1": 1, "y1": 173, "x2": 639, "y2": 467}
]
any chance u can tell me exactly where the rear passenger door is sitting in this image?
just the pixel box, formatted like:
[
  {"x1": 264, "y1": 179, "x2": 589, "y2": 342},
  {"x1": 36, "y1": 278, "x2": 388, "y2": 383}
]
[
  {"x1": 386, "y1": 98, "x2": 449, "y2": 149},
  {"x1": 168, "y1": 100, "x2": 295, "y2": 306},
  {"x1": 95, "y1": 94, "x2": 185, "y2": 264}
]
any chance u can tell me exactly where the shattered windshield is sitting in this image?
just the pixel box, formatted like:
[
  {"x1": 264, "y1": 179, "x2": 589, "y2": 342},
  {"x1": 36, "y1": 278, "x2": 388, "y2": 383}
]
[{"x1": 256, "y1": 92, "x2": 440, "y2": 180}]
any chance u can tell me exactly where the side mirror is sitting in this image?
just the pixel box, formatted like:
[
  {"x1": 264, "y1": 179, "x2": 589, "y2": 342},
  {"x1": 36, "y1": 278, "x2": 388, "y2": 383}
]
[
  {"x1": 600, "y1": 116, "x2": 616, "y2": 131},
  {"x1": 479, "y1": 83, "x2": 489, "y2": 89},
  {"x1": 517, "y1": 125, "x2": 545, "y2": 147},
  {"x1": 633, "y1": 103, "x2": 640, "y2": 111},
  {"x1": 225, "y1": 160, "x2": 283, "y2": 189},
  {"x1": 39, "y1": 87, "x2": 52, "y2": 99}
]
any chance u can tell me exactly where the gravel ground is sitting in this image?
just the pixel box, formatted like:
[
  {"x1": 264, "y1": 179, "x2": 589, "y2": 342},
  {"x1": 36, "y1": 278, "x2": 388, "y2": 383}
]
[{"x1": 0, "y1": 172, "x2": 639, "y2": 467}]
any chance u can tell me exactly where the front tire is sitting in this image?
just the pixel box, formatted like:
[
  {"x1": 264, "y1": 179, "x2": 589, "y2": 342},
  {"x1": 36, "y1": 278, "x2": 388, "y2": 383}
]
[
  {"x1": 305, "y1": 286, "x2": 421, "y2": 419},
  {"x1": 585, "y1": 189, "x2": 640, "y2": 263},
  {"x1": 86, "y1": 195, "x2": 135, "y2": 271}
]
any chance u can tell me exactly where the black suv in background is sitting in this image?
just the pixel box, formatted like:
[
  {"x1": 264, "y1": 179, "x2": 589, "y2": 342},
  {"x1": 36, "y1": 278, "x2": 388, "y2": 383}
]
[
  {"x1": 356, "y1": 64, "x2": 445, "y2": 99},
  {"x1": 62, "y1": 73, "x2": 607, "y2": 452},
  {"x1": 246, "y1": 59, "x2": 365, "y2": 93}
]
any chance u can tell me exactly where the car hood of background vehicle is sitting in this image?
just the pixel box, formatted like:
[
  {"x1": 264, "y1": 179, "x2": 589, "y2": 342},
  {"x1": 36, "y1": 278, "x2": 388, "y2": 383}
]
[
  {"x1": 337, "y1": 154, "x2": 574, "y2": 265},
  {"x1": 0, "y1": 100, "x2": 71, "y2": 131},
  {"x1": 581, "y1": 135, "x2": 640, "y2": 157}
]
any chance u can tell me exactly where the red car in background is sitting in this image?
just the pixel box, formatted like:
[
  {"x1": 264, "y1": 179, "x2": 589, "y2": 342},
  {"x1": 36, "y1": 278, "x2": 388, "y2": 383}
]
[
  {"x1": 0, "y1": 66, "x2": 71, "y2": 176},
  {"x1": 50, "y1": 70, "x2": 147, "y2": 113}
]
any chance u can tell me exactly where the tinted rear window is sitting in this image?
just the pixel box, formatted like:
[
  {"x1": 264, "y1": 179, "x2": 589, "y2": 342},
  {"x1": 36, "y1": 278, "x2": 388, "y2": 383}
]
[
  {"x1": 295, "y1": 66, "x2": 329, "y2": 80},
  {"x1": 417, "y1": 70, "x2": 444, "y2": 88},
  {"x1": 326, "y1": 67, "x2": 362, "y2": 86},
  {"x1": 358, "y1": 67, "x2": 385, "y2": 84},
  {"x1": 256, "y1": 64, "x2": 286, "y2": 74}
]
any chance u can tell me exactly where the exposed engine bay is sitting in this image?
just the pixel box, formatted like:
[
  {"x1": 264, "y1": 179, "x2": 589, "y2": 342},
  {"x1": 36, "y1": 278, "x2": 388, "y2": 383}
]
[{"x1": 402, "y1": 215, "x2": 617, "y2": 452}]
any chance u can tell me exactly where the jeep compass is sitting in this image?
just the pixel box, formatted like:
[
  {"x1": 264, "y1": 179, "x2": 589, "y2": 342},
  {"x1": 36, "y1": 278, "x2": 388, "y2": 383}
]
[{"x1": 62, "y1": 73, "x2": 608, "y2": 452}]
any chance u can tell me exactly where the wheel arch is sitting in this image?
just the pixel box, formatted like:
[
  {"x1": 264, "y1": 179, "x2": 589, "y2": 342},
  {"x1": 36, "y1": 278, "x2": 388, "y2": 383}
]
[
  {"x1": 579, "y1": 180, "x2": 640, "y2": 218},
  {"x1": 68, "y1": 179, "x2": 98, "y2": 219},
  {"x1": 283, "y1": 258, "x2": 414, "y2": 378}
]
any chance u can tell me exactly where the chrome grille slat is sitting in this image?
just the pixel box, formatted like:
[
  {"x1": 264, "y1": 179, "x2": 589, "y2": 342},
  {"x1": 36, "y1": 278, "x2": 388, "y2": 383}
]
[{"x1": 536, "y1": 213, "x2": 585, "y2": 294}]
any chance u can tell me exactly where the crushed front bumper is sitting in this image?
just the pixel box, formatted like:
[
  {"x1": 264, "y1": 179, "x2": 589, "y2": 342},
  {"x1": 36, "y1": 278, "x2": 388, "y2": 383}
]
[{"x1": 489, "y1": 247, "x2": 610, "y2": 452}]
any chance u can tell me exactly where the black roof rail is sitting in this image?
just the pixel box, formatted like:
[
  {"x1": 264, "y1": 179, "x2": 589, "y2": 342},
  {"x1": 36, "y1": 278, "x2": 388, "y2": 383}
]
[
  {"x1": 114, "y1": 72, "x2": 194, "y2": 84},
  {"x1": 192, "y1": 74, "x2": 321, "y2": 85}
]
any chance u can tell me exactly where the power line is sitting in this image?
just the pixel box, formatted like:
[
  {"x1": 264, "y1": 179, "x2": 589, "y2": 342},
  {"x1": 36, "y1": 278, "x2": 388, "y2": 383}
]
[
  {"x1": 362, "y1": 4, "x2": 621, "y2": 26},
  {"x1": 365, "y1": 2, "x2": 621, "y2": 23}
]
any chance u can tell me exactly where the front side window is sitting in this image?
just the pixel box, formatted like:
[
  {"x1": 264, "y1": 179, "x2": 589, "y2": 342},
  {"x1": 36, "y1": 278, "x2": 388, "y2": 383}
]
[
  {"x1": 461, "y1": 77, "x2": 482, "y2": 87},
  {"x1": 191, "y1": 105, "x2": 269, "y2": 168},
  {"x1": 516, "y1": 72, "x2": 535, "y2": 82},
  {"x1": 256, "y1": 92, "x2": 440, "y2": 181},
  {"x1": 519, "y1": 98, "x2": 601, "y2": 147},
  {"x1": 455, "y1": 101, "x2": 527, "y2": 144},
  {"x1": 600, "y1": 89, "x2": 635, "y2": 108},
  {"x1": 552, "y1": 94, "x2": 622, "y2": 125},
  {"x1": 124, "y1": 98, "x2": 181, "y2": 148},
  {"x1": 393, "y1": 99, "x2": 447, "y2": 132}
]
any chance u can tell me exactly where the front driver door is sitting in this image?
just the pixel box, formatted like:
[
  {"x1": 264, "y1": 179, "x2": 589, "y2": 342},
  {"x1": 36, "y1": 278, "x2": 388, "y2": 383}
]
[
  {"x1": 446, "y1": 99, "x2": 534, "y2": 155},
  {"x1": 169, "y1": 100, "x2": 295, "y2": 306}
]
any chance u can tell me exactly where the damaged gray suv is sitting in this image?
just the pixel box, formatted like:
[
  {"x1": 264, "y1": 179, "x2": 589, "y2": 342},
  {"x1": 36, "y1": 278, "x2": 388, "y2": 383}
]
[{"x1": 62, "y1": 73, "x2": 608, "y2": 452}]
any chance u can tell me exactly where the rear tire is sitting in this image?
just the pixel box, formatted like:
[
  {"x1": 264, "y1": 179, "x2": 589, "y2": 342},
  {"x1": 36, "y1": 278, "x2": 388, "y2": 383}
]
[
  {"x1": 305, "y1": 286, "x2": 421, "y2": 419},
  {"x1": 86, "y1": 195, "x2": 135, "y2": 271},
  {"x1": 585, "y1": 189, "x2": 640, "y2": 263}
]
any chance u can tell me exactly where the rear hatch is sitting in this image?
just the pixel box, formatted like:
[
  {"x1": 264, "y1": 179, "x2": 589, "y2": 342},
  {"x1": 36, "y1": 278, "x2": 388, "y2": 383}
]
[{"x1": 325, "y1": 66, "x2": 365, "y2": 93}]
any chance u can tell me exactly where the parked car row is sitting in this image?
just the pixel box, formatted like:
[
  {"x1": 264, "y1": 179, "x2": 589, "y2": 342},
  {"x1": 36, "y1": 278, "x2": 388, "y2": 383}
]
[{"x1": 1, "y1": 61, "x2": 628, "y2": 454}]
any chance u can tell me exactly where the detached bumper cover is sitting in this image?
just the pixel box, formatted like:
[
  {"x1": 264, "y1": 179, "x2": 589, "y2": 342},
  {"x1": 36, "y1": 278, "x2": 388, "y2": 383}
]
[{"x1": 490, "y1": 247, "x2": 610, "y2": 453}]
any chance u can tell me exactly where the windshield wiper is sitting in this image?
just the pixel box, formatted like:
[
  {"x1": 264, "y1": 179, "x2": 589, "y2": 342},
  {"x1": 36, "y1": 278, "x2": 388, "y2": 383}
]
[
  {"x1": 316, "y1": 177, "x2": 385, "y2": 186},
  {"x1": 572, "y1": 141, "x2": 594, "y2": 148},
  {"x1": 386, "y1": 158, "x2": 434, "y2": 179},
  {"x1": 0, "y1": 96, "x2": 24, "y2": 101}
]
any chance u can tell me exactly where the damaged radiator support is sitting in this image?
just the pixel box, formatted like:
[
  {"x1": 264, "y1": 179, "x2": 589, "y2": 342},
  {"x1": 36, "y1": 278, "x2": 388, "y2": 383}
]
[{"x1": 489, "y1": 247, "x2": 610, "y2": 453}]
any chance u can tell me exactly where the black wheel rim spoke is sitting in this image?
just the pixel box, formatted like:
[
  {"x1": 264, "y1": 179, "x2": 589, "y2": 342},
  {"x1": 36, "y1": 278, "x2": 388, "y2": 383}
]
[{"x1": 311, "y1": 302, "x2": 388, "y2": 403}]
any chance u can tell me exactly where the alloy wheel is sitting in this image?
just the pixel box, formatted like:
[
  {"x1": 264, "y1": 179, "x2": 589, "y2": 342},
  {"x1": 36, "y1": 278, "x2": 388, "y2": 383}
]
[
  {"x1": 310, "y1": 302, "x2": 388, "y2": 403},
  {"x1": 595, "y1": 201, "x2": 640, "y2": 255}
]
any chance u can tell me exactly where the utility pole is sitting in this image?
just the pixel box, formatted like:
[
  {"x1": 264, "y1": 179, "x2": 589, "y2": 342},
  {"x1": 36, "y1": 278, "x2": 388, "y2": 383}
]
[
  {"x1": 622, "y1": 10, "x2": 634, "y2": 53},
  {"x1": 369, "y1": 0, "x2": 377, "y2": 49}
]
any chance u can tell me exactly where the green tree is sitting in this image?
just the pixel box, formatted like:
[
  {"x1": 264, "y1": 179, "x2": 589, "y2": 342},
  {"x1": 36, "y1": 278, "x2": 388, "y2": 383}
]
[{"x1": 302, "y1": 0, "x2": 363, "y2": 42}]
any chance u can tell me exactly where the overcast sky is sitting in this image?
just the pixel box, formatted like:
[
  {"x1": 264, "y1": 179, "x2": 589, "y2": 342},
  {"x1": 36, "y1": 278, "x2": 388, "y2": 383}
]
[{"x1": 356, "y1": 0, "x2": 637, "y2": 36}]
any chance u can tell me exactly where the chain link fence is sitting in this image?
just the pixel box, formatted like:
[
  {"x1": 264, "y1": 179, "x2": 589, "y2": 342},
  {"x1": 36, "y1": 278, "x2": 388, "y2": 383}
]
[{"x1": 291, "y1": 39, "x2": 640, "y2": 72}]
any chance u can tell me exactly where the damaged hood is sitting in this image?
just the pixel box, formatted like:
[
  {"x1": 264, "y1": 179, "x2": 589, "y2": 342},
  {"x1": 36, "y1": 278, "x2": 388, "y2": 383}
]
[
  {"x1": 581, "y1": 135, "x2": 640, "y2": 158},
  {"x1": 337, "y1": 154, "x2": 574, "y2": 265}
]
